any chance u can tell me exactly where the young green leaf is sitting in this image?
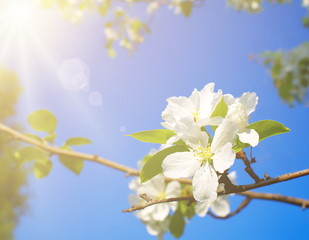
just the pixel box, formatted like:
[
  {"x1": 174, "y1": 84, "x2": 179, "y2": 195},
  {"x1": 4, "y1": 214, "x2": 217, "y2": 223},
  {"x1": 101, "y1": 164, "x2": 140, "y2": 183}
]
[
  {"x1": 65, "y1": 137, "x2": 92, "y2": 146},
  {"x1": 170, "y1": 208, "x2": 185, "y2": 238},
  {"x1": 28, "y1": 110, "x2": 57, "y2": 134},
  {"x1": 211, "y1": 97, "x2": 227, "y2": 131},
  {"x1": 33, "y1": 158, "x2": 52, "y2": 178},
  {"x1": 211, "y1": 97, "x2": 228, "y2": 118},
  {"x1": 233, "y1": 120, "x2": 290, "y2": 152},
  {"x1": 248, "y1": 120, "x2": 290, "y2": 141},
  {"x1": 179, "y1": 201, "x2": 195, "y2": 220},
  {"x1": 58, "y1": 155, "x2": 84, "y2": 175},
  {"x1": 15, "y1": 146, "x2": 46, "y2": 163},
  {"x1": 140, "y1": 145, "x2": 188, "y2": 183},
  {"x1": 44, "y1": 133, "x2": 56, "y2": 144},
  {"x1": 127, "y1": 129, "x2": 175, "y2": 144}
]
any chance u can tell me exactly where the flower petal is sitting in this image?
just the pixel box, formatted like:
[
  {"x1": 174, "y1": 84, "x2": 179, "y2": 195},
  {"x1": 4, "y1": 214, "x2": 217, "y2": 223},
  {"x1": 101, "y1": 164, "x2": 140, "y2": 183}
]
[
  {"x1": 212, "y1": 142, "x2": 236, "y2": 173},
  {"x1": 152, "y1": 204, "x2": 170, "y2": 221},
  {"x1": 239, "y1": 92, "x2": 258, "y2": 115},
  {"x1": 140, "y1": 174, "x2": 165, "y2": 198},
  {"x1": 165, "y1": 181, "x2": 181, "y2": 198},
  {"x1": 162, "y1": 151, "x2": 200, "y2": 179},
  {"x1": 195, "y1": 201, "x2": 210, "y2": 217},
  {"x1": 211, "y1": 119, "x2": 238, "y2": 153},
  {"x1": 192, "y1": 163, "x2": 218, "y2": 202},
  {"x1": 238, "y1": 128, "x2": 259, "y2": 147},
  {"x1": 210, "y1": 196, "x2": 230, "y2": 217}
]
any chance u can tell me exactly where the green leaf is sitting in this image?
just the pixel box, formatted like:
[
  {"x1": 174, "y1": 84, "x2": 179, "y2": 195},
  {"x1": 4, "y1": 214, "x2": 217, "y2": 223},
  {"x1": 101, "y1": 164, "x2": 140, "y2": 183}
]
[
  {"x1": 15, "y1": 147, "x2": 46, "y2": 163},
  {"x1": 44, "y1": 133, "x2": 56, "y2": 144},
  {"x1": 248, "y1": 120, "x2": 290, "y2": 141},
  {"x1": 33, "y1": 158, "x2": 52, "y2": 178},
  {"x1": 179, "y1": 201, "x2": 195, "y2": 220},
  {"x1": 233, "y1": 120, "x2": 290, "y2": 152},
  {"x1": 127, "y1": 129, "x2": 175, "y2": 144},
  {"x1": 211, "y1": 97, "x2": 228, "y2": 118},
  {"x1": 180, "y1": 1, "x2": 192, "y2": 17},
  {"x1": 59, "y1": 155, "x2": 84, "y2": 175},
  {"x1": 140, "y1": 145, "x2": 188, "y2": 183},
  {"x1": 65, "y1": 137, "x2": 92, "y2": 146},
  {"x1": 170, "y1": 208, "x2": 185, "y2": 238},
  {"x1": 28, "y1": 110, "x2": 57, "y2": 134}
]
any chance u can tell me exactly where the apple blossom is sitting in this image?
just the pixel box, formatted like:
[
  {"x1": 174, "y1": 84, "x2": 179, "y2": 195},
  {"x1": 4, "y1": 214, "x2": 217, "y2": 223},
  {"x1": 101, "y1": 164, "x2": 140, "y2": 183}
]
[
  {"x1": 162, "y1": 119, "x2": 237, "y2": 202},
  {"x1": 224, "y1": 92, "x2": 259, "y2": 147}
]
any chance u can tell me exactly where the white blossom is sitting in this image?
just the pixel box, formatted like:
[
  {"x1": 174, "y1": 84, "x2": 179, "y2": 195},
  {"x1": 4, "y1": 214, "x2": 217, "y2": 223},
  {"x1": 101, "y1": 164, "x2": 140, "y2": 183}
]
[
  {"x1": 162, "y1": 119, "x2": 237, "y2": 202},
  {"x1": 129, "y1": 174, "x2": 181, "y2": 225},
  {"x1": 161, "y1": 83, "x2": 223, "y2": 132},
  {"x1": 195, "y1": 171, "x2": 237, "y2": 217},
  {"x1": 224, "y1": 92, "x2": 259, "y2": 147}
]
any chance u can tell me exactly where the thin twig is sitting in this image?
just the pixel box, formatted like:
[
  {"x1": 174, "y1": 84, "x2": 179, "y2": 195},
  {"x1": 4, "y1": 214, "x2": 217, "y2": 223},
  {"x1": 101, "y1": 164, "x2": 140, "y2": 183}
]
[
  {"x1": 122, "y1": 196, "x2": 193, "y2": 213},
  {"x1": 208, "y1": 197, "x2": 251, "y2": 219},
  {"x1": 239, "y1": 191, "x2": 309, "y2": 208},
  {"x1": 236, "y1": 150, "x2": 261, "y2": 183},
  {"x1": 222, "y1": 168, "x2": 309, "y2": 194}
]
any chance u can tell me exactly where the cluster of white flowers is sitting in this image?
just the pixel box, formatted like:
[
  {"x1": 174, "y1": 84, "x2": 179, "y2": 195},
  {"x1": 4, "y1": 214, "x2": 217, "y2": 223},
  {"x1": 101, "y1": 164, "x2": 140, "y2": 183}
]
[
  {"x1": 129, "y1": 83, "x2": 259, "y2": 238},
  {"x1": 161, "y1": 83, "x2": 258, "y2": 203},
  {"x1": 129, "y1": 160, "x2": 181, "y2": 238}
]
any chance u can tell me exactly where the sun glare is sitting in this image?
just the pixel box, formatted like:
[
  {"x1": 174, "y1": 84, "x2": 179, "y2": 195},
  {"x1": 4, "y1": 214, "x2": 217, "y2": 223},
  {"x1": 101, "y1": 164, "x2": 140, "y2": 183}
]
[{"x1": 1, "y1": 1, "x2": 36, "y2": 29}]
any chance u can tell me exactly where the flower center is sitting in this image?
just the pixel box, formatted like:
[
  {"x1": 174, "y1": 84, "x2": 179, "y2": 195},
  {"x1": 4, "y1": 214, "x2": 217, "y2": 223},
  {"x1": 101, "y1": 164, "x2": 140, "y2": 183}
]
[
  {"x1": 193, "y1": 144, "x2": 213, "y2": 166},
  {"x1": 157, "y1": 192, "x2": 166, "y2": 200},
  {"x1": 192, "y1": 109, "x2": 201, "y2": 122}
]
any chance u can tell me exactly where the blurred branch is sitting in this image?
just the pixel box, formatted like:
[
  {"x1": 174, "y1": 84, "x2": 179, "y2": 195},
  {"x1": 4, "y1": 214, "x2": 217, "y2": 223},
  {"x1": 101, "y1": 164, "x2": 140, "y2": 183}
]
[
  {"x1": 208, "y1": 197, "x2": 251, "y2": 219},
  {"x1": 122, "y1": 195, "x2": 193, "y2": 213},
  {"x1": 1, "y1": 122, "x2": 309, "y2": 213}
]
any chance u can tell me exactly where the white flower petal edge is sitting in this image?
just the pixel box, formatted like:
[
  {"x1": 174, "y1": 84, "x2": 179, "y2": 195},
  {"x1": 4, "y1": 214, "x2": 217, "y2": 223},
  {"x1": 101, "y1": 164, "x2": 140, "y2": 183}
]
[
  {"x1": 211, "y1": 119, "x2": 238, "y2": 153},
  {"x1": 195, "y1": 201, "x2": 210, "y2": 217},
  {"x1": 212, "y1": 142, "x2": 236, "y2": 173},
  {"x1": 151, "y1": 204, "x2": 170, "y2": 221},
  {"x1": 162, "y1": 151, "x2": 200, "y2": 179},
  {"x1": 192, "y1": 162, "x2": 218, "y2": 202},
  {"x1": 238, "y1": 129, "x2": 259, "y2": 147},
  {"x1": 210, "y1": 195, "x2": 230, "y2": 217},
  {"x1": 238, "y1": 92, "x2": 258, "y2": 116}
]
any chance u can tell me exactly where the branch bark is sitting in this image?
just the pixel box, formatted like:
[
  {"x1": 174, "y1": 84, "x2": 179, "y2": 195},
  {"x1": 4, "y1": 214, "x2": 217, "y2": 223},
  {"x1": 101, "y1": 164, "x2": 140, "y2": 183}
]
[
  {"x1": 208, "y1": 198, "x2": 251, "y2": 219},
  {"x1": 236, "y1": 150, "x2": 261, "y2": 183}
]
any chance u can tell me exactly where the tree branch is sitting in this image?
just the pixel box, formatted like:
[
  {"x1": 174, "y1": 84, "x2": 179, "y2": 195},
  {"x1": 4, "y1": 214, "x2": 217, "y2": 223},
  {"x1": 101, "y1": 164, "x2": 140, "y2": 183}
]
[
  {"x1": 222, "y1": 168, "x2": 309, "y2": 194},
  {"x1": 122, "y1": 196, "x2": 193, "y2": 213},
  {"x1": 208, "y1": 197, "x2": 251, "y2": 219},
  {"x1": 236, "y1": 150, "x2": 261, "y2": 183},
  {"x1": 1, "y1": 122, "x2": 309, "y2": 212},
  {"x1": 239, "y1": 191, "x2": 309, "y2": 209}
]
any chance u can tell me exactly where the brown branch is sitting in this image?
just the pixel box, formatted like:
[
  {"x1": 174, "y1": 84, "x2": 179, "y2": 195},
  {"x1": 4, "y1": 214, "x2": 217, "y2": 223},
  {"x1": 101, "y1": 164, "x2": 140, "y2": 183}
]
[
  {"x1": 239, "y1": 191, "x2": 309, "y2": 209},
  {"x1": 222, "y1": 168, "x2": 309, "y2": 194},
  {"x1": 0, "y1": 123, "x2": 140, "y2": 176},
  {"x1": 122, "y1": 196, "x2": 193, "y2": 213},
  {"x1": 208, "y1": 197, "x2": 251, "y2": 219},
  {"x1": 236, "y1": 150, "x2": 261, "y2": 183},
  {"x1": 123, "y1": 190, "x2": 309, "y2": 213},
  {"x1": 1, "y1": 123, "x2": 309, "y2": 212}
]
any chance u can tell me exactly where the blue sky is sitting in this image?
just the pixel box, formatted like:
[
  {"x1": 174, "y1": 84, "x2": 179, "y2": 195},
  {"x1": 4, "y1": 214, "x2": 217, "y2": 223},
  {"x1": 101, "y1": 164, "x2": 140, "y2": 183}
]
[{"x1": 1, "y1": 0, "x2": 308, "y2": 239}]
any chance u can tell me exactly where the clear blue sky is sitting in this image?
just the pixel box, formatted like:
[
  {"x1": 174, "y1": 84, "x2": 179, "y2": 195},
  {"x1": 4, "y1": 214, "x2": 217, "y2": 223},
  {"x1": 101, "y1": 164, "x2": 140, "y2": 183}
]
[{"x1": 1, "y1": 0, "x2": 308, "y2": 239}]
